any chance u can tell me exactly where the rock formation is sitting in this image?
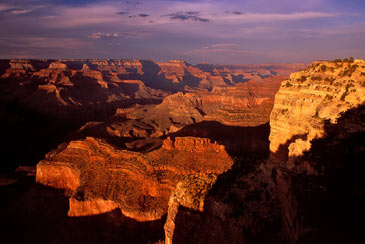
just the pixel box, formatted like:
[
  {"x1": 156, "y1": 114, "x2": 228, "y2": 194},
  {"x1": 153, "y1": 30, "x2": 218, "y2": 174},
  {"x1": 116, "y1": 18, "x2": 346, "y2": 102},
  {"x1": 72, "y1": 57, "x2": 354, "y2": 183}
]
[
  {"x1": 0, "y1": 59, "x2": 304, "y2": 123},
  {"x1": 80, "y1": 76, "x2": 283, "y2": 142},
  {"x1": 269, "y1": 59, "x2": 365, "y2": 161},
  {"x1": 36, "y1": 136, "x2": 233, "y2": 221},
  {"x1": 162, "y1": 59, "x2": 365, "y2": 244}
]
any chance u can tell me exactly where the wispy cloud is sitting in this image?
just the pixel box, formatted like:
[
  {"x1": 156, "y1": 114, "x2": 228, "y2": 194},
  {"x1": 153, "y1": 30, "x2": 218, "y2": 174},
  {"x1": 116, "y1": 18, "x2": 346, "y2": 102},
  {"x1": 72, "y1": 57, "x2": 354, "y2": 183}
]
[
  {"x1": 0, "y1": 0, "x2": 363, "y2": 63},
  {"x1": 88, "y1": 32, "x2": 141, "y2": 40},
  {"x1": 191, "y1": 44, "x2": 259, "y2": 55},
  {"x1": 8, "y1": 9, "x2": 33, "y2": 15},
  {"x1": 164, "y1": 11, "x2": 210, "y2": 22},
  {"x1": 210, "y1": 11, "x2": 339, "y2": 23}
]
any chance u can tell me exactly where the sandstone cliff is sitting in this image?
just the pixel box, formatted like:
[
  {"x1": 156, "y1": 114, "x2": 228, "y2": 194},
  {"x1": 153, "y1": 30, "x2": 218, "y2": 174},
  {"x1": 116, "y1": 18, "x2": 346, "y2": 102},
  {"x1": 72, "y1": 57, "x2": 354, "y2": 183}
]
[
  {"x1": 162, "y1": 59, "x2": 365, "y2": 244},
  {"x1": 269, "y1": 59, "x2": 365, "y2": 161},
  {"x1": 36, "y1": 136, "x2": 233, "y2": 221},
  {"x1": 80, "y1": 76, "x2": 283, "y2": 142}
]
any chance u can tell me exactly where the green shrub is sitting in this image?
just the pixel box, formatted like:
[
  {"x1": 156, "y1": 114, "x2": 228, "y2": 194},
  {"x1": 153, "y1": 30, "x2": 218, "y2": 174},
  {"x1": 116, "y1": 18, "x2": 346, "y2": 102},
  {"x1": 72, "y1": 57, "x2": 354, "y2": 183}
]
[
  {"x1": 325, "y1": 77, "x2": 335, "y2": 83},
  {"x1": 299, "y1": 75, "x2": 307, "y2": 82},
  {"x1": 334, "y1": 59, "x2": 342, "y2": 63},
  {"x1": 325, "y1": 94, "x2": 333, "y2": 100},
  {"x1": 285, "y1": 82, "x2": 293, "y2": 87},
  {"x1": 344, "y1": 57, "x2": 355, "y2": 63},
  {"x1": 341, "y1": 83, "x2": 354, "y2": 101},
  {"x1": 311, "y1": 76, "x2": 323, "y2": 81},
  {"x1": 320, "y1": 65, "x2": 327, "y2": 72},
  {"x1": 340, "y1": 92, "x2": 348, "y2": 101}
]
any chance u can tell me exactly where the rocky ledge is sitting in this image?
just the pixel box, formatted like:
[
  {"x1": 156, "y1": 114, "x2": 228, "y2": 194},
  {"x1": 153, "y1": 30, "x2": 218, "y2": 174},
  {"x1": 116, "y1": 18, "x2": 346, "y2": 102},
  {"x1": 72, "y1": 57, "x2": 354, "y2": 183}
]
[{"x1": 36, "y1": 136, "x2": 233, "y2": 221}]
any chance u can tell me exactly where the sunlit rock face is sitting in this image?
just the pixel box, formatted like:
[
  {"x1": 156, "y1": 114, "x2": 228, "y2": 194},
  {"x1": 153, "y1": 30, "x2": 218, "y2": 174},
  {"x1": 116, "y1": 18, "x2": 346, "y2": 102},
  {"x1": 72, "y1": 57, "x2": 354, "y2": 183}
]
[
  {"x1": 36, "y1": 136, "x2": 233, "y2": 221},
  {"x1": 90, "y1": 76, "x2": 283, "y2": 141},
  {"x1": 267, "y1": 59, "x2": 365, "y2": 243},
  {"x1": 0, "y1": 59, "x2": 305, "y2": 124},
  {"x1": 161, "y1": 60, "x2": 365, "y2": 244},
  {"x1": 269, "y1": 59, "x2": 365, "y2": 161},
  {"x1": 164, "y1": 174, "x2": 218, "y2": 244}
]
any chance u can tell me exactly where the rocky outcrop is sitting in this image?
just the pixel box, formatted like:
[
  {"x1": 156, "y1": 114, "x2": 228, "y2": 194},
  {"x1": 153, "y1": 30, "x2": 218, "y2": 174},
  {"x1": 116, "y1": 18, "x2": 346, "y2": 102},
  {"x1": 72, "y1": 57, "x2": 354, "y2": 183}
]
[
  {"x1": 163, "y1": 161, "x2": 282, "y2": 244},
  {"x1": 36, "y1": 162, "x2": 81, "y2": 192},
  {"x1": 94, "y1": 77, "x2": 283, "y2": 140},
  {"x1": 0, "y1": 59, "x2": 304, "y2": 125},
  {"x1": 164, "y1": 174, "x2": 218, "y2": 244},
  {"x1": 162, "y1": 59, "x2": 365, "y2": 244},
  {"x1": 269, "y1": 59, "x2": 365, "y2": 161},
  {"x1": 268, "y1": 59, "x2": 365, "y2": 243},
  {"x1": 162, "y1": 137, "x2": 225, "y2": 153},
  {"x1": 36, "y1": 136, "x2": 233, "y2": 221}
]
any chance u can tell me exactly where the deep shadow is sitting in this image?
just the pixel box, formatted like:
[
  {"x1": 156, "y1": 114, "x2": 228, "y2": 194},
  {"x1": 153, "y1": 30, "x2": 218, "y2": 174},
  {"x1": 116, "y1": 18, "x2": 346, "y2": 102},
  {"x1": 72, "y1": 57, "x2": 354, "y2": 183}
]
[
  {"x1": 231, "y1": 74, "x2": 250, "y2": 83},
  {"x1": 270, "y1": 133, "x2": 308, "y2": 162},
  {"x1": 0, "y1": 59, "x2": 10, "y2": 76},
  {"x1": 0, "y1": 173, "x2": 166, "y2": 244},
  {"x1": 0, "y1": 99, "x2": 79, "y2": 172},
  {"x1": 170, "y1": 104, "x2": 364, "y2": 244},
  {"x1": 182, "y1": 72, "x2": 203, "y2": 88},
  {"x1": 291, "y1": 104, "x2": 365, "y2": 244},
  {"x1": 69, "y1": 73, "x2": 110, "y2": 102},
  {"x1": 29, "y1": 59, "x2": 52, "y2": 71},
  {"x1": 195, "y1": 63, "x2": 215, "y2": 73},
  {"x1": 169, "y1": 121, "x2": 271, "y2": 158}
]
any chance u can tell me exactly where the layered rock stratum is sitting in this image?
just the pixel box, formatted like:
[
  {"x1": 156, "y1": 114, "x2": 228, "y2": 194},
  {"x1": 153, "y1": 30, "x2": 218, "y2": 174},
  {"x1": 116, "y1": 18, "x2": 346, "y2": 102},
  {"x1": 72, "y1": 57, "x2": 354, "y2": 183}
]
[
  {"x1": 79, "y1": 76, "x2": 283, "y2": 142},
  {"x1": 163, "y1": 59, "x2": 365, "y2": 244},
  {"x1": 2, "y1": 58, "x2": 317, "y2": 243},
  {"x1": 269, "y1": 59, "x2": 365, "y2": 161},
  {"x1": 36, "y1": 136, "x2": 233, "y2": 221}
]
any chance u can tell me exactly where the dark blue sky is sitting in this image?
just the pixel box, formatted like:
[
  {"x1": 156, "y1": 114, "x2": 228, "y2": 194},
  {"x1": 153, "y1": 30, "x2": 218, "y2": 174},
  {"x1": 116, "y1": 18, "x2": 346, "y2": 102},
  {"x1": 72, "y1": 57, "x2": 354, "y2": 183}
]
[{"x1": 0, "y1": 0, "x2": 364, "y2": 64}]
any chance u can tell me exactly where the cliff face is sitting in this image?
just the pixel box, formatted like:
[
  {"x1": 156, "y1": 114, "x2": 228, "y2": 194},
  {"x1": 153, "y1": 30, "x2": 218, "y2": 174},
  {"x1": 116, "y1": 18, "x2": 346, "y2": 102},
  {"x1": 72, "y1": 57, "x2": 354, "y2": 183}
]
[
  {"x1": 0, "y1": 59, "x2": 304, "y2": 123},
  {"x1": 36, "y1": 136, "x2": 233, "y2": 221},
  {"x1": 162, "y1": 59, "x2": 365, "y2": 244},
  {"x1": 269, "y1": 59, "x2": 365, "y2": 161},
  {"x1": 83, "y1": 77, "x2": 282, "y2": 141}
]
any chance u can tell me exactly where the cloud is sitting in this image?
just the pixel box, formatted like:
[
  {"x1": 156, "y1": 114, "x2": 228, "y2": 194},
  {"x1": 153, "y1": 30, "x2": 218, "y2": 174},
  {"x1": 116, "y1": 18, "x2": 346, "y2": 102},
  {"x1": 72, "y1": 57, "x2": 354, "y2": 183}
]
[
  {"x1": 192, "y1": 44, "x2": 259, "y2": 55},
  {"x1": 117, "y1": 11, "x2": 128, "y2": 15},
  {"x1": 88, "y1": 32, "x2": 140, "y2": 40},
  {"x1": 125, "y1": 1, "x2": 143, "y2": 5},
  {"x1": 213, "y1": 11, "x2": 339, "y2": 23},
  {"x1": 138, "y1": 13, "x2": 149, "y2": 17},
  {"x1": 8, "y1": 9, "x2": 33, "y2": 15},
  {"x1": 164, "y1": 11, "x2": 210, "y2": 22},
  {"x1": 210, "y1": 44, "x2": 240, "y2": 48},
  {"x1": 233, "y1": 11, "x2": 243, "y2": 15}
]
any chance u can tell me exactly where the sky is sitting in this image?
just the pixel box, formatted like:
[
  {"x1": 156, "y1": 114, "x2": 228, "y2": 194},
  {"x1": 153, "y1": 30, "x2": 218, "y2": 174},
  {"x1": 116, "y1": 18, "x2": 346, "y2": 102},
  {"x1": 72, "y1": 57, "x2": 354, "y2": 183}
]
[{"x1": 0, "y1": 0, "x2": 364, "y2": 64}]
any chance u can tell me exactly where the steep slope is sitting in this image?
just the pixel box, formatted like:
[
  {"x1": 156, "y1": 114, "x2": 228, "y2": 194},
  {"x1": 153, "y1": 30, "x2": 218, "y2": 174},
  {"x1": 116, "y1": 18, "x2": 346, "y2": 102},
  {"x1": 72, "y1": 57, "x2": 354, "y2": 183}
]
[
  {"x1": 269, "y1": 59, "x2": 365, "y2": 161},
  {"x1": 268, "y1": 59, "x2": 365, "y2": 243},
  {"x1": 163, "y1": 59, "x2": 365, "y2": 244}
]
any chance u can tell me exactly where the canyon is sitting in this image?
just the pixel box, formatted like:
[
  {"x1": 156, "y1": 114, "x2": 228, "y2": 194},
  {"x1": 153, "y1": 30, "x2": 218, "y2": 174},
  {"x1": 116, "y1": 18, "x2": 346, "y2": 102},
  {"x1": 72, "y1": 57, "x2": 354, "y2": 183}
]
[
  {"x1": 1, "y1": 58, "x2": 363, "y2": 244},
  {"x1": 0, "y1": 59, "x2": 305, "y2": 173}
]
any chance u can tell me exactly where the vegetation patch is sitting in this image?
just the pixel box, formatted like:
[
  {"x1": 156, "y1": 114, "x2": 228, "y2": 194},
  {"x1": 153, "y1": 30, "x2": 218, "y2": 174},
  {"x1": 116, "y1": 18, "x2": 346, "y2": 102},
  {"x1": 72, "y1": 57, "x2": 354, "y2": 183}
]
[
  {"x1": 320, "y1": 65, "x2": 327, "y2": 72},
  {"x1": 311, "y1": 76, "x2": 323, "y2": 81}
]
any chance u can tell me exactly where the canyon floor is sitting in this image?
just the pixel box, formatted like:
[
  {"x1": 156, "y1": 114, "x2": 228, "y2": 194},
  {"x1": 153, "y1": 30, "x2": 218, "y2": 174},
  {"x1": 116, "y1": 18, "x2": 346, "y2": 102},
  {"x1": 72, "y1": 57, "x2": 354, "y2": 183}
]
[{"x1": 0, "y1": 59, "x2": 363, "y2": 244}]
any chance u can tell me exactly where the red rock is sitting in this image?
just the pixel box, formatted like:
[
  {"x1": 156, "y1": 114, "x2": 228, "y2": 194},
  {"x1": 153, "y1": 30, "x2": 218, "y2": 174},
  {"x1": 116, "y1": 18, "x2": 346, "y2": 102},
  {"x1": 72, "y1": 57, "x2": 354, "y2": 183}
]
[{"x1": 36, "y1": 136, "x2": 234, "y2": 221}]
